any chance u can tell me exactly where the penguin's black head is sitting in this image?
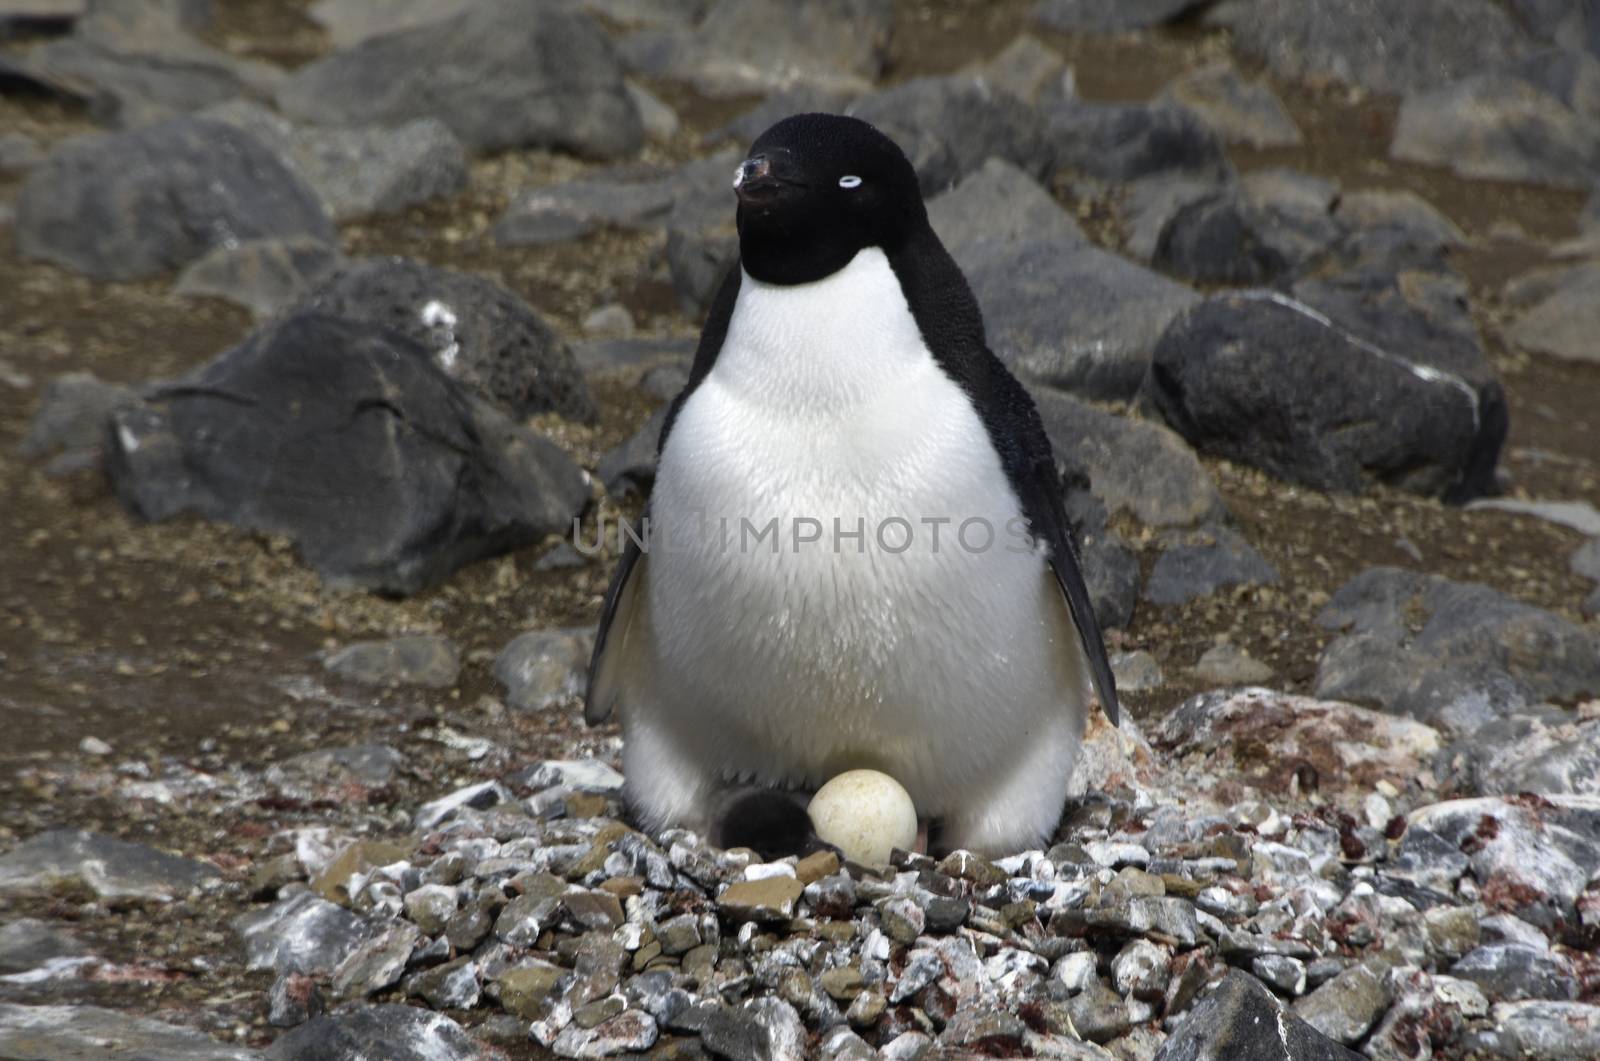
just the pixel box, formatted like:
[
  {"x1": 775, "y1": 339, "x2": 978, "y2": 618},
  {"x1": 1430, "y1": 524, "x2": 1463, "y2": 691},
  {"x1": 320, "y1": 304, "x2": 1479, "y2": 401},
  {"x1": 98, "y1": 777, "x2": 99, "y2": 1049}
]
[{"x1": 734, "y1": 112, "x2": 925, "y2": 285}]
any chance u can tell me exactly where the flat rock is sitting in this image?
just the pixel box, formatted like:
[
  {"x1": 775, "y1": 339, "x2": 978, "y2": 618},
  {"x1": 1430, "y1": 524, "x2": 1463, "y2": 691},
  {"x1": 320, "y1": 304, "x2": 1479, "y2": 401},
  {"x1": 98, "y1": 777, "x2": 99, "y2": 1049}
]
[
  {"x1": 1144, "y1": 524, "x2": 1279, "y2": 605},
  {"x1": 1157, "y1": 62, "x2": 1303, "y2": 147},
  {"x1": 324, "y1": 635, "x2": 460, "y2": 689},
  {"x1": 718, "y1": 877, "x2": 804, "y2": 922},
  {"x1": 968, "y1": 240, "x2": 1199, "y2": 401},
  {"x1": 1152, "y1": 689, "x2": 1441, "y2": 810},
  {"x1": 1450, "y1": 942, "x2": 1578, "y2": 1001},
  {"x1": 16, "y1": 117, "x2": 332, "y2": 280},
  {"x1": 1293, "y1": 961, "x2": 1391, "y2": 1044},
  {"x1": 620, "y1": 0, "x2": 890, "y2": 99},
  {"x1": 1334, "y1": 188, "x2": 1466, "y2": 249},
  {"x1": 1207, "y1": 0, "x2": 1532, "y2": 96},
  {"x1": 929, "y1": 157, "x2": 1087, "y2": 269},
  {"x1": 0, "y1": 828, "x2": 218, "y2": 900},
  {"x1": 0, "y1": 918, "x2": 89, "y2": 975},
  {"x1": 1146, "y1": 290, "x2": 1505, "y2": 501},
  {"x1": 1154, "y1": 970, "x2": 1362, "y2": 1060},
  {"x1": 1392, "y1": 73, "x2": 1600, "y2": 189},
  {"x1": 105, "y1": 312, "x2": 589, "y2": 596},
  {"x1": 264, "y1": 1004, "x2": 482, "y2": 1060},
  {"x1": 1048, "y1": 101, "x2": 1230, "y2": 185},
  {"x1": 295, "y1": 257, "x2": 595, "y2": 422},
  {"x1": 1033, "y1": 390, "x2": 1226, "y2": 529},
  {"x1": 1151, "y1": 170, "x2": 1343, "y2": 286},
  {"x1": 1194, "y1": 643, "x2": 1274, "y2": 686},
  {"x1": 848, "y1": 74, "x2": 1052, "y2": 194},
  {"x1": 962, "y1": 34, "x2": 1070, "y2": 105},
  {"x1": 174, "y1": 236, "x2": 342, "y2": 320},
  {"x1": 306, "y1": 0, "x2": 474, "y2": 48},
  {"x1": 0, "y1": 1003, "x2": 260, "y2": 1059},
  {"x1": 494, "y1": 627, "x2": 596, "y2": 711},
  {"x1": 1314, "y1": 567, "x2": 1600, "y2": 737},
  {"x1": 1443, "y1": 712, "x2": 1600, "y2": 799},
  {"x1": 279, "y1": 2, "x2": 642, "y2": 159},
  {"x1": 1469, "y1": 498, "x2": 1600, "y2": 536},
  {"x1": 202, "y1": 101, "x2": 468, "y2": 220},
  {"x1": 1506, "y1": 262, "x2": 1600, "y2": 364},
  {"x1": 495, "y1": 152, "x2": 734, "y2": 247}
]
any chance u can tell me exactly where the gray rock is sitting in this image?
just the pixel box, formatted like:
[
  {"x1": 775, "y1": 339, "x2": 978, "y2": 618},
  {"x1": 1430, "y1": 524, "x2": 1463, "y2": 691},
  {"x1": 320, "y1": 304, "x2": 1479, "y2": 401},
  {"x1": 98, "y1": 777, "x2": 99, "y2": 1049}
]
[
  {"x1": 1154, "y1": 970, "x2": 1362, "y2": 1060},
  {"x1": 1450, "y1": 942, "x2": 1577, "y2": 1001},
  {"x1": 928, "y1": 157, "x2": 1086, "y2": 269},
  {"x1": 235, "y1": 891, "x2": 369, "y2": 976},
  {"x1": 1392, "y1": 74, "x2": 1600, "y2": 189},
  {"x1": 665, "y1": 185, "x2": 738, "y2": 316},
  {"x1": 598, "y1": 407, "x2": 668, "y2": 498},
  {"x1": 1292, "y1": 961, "x2": 1392, "y2": 1044},
  {"x1": 3, "y1": 5, "x2": 281, "y2": 128},
  {"x1": 1334, "y1": 189, "x2": 1466, "y2": 249},
  {"x1": 1048, "y1": 101, "x2": 1230, "y2": 185},
  {"x1": 294, "y1": 256, "x2": 596, "y2": 422},
  {"x1": 626, "y1": 80, "x2": 680, "y2": 143},
  {"x1": 0, "y1": 1003, "x2": 260, "y2": 1059},
  {"x1": 1147, "y1": 290, "x2": 1504, "y2": 501},
  {"x1": 264, "y1": 1005, "x2": 482, "y2": 1060},
  {"x1": 0, "y1": 828, "x2": 218, "y2": 900},
  {"x1": 621, "y1": 0, "x2": 890, "y2": 99},
  {"x1": 1506, "y1": 262, "x2": 1600, "y2": 364},
  {"x1": 1194, "y1": 643, "x2": 1274, "y2": 686},
  {"x1": 969, "y1": 240, "x2": 1199, "y2": 400},
  {"x1": 415, "y1": 780, "x2": 513, "y2": 831},
  {"x1": 1314, "y1": 567, "x2": 1600, "y2": 736},
  {"x1": 1119, "y1": 173, "x2": 1231, "y2": 263},
  {"x1": 331, "y1": 919, "x2": 421, "y2": 998},
  {"x1": 202, "y1": 101, "x2": 468, "y2": 220},
  {"x1": 1066, "y1": 982, "x2": 1132, "y2": 1043},
  {"x1": 704, "y1": 86, "x2": 858, "y2": 148},
  {"x1": 494, "y1": 627, "x2": 596, "y2": 712},
  {"x1": 1470, "y1": 498, "x2": 1600, "y2": 536},
  {"x1": 1144, "y1": 524, "x2": 1279, "y2": 606},
  {"x1": 105, "y1": 312, "x2": 589, "y2": 596},
  {"x1": 0, "y1": 132, "x2": 43, "y2": 174},
  {"x1": 267, "y1": 970, "x2": 324, "y2": 1028},
  {"x1": 939, "y1": 1008, "x2": 1029, "y2": 1051},
  {"x1": 174, "y1": 236, "x2": 342, "y2": 320},
  {"x1": 964, "y1": 34, "x2": 1070, "y2": 105},
  {"x1": 848, "y1": 74, "x2": 1052, "y2": 194},
  {"x1": 1207, "y1": 0, "x2": 1532, "y2": 96},
  {"x1": 274, "y1": 743, "x2": 405, "y2": 788},
  {"x1": 324, "y1": 635, "x2": 460, "y2": 689},
  {"x1": 16, "y1": 117, "x2": 332, "y2": 280},
  {"x1": 1407, "y1": 795, "x2": 1600, "y2": 932},
  {"x1": 1033, "y1": 390, "x2": 1226, "y2": 529},
  {"x1": 1064, "y1": 493, "x2": 1142, "y2": 631},
  {"x1": 700, "y1": 997, "x2": 807, "y2": 1061},
  {"x1": 405, "y1": 955, "x2": 481, "y2": 1010},
  {"x1": 1151, "y1": 170, "x2": 1342, "y2": 286},
  {"x1": 496, "y1": 152, "x2": 734, "y2": 247},
  {"x1": 18, "y1": 371, "x2": 138, "y2": 463},
  {"x1": 1252, "y1": 954, "x2": 1308, "y2": 995},
  {"x1": 305, "y1": 0, "x2": 473, "y2": 46},
  {"x1": 1033, "y1": 0, "x2": 1202, "y2": 32},
  {"x1": 1574, "y1": 537, "x2": 1600, "y2": 581},
  {"x1": 1158, "y1": 62, "x2": 1303, "y2": 147},
  {"x1": 0, "y1": 918, "x2": 89, "y2": 975},
  {"x1": 1111, "y1": 650, "x2": 1164, "y2": 692},
  {"x1": 552, "y1": 1009, "x2": 660, "y2": 1057},
  {"x1": 1469, "y1": 1000, "x2": 1600, "y2": 1059},
  {"x1": 279, "y1": 2, "x2": 642, "y2": 159}
]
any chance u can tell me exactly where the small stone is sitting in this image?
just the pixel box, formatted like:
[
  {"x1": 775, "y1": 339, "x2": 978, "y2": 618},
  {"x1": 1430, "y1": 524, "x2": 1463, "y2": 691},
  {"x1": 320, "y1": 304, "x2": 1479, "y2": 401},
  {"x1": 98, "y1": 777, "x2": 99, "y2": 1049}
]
[
  {"x1": 268, "y1": 971, "x2": 324, "y2": 1028},
  {"x1": 718, "y1": 877, "x2": 804, "y2": 922},
  {"x1": 498, "y1": 961, "x2": 566, "y2": 1020},
  {"x1": 414, "y1": 781, "x2": 512, "y2": 831},
  {"x1": 1450, "y1": 943, "x2": 1578, "y2": 1002},
  {"x1": 405, "y1": 956, "x2": 480, "y2": 1010},
  {"x1": 1293, "y1": 961, "x2": 1392, "y2": 1045},
  {"x1": 655, "y1": 914, "x2": 701, "y2": 956},
  {"x1": 565, "y1": 890, "x2": 625, "y2": 930},
  {"x1": 402, "y1": 883, "x2": 459, "y2": 936},
  {"x1": 1068, "y1": 982, "x2": 1132, "y2": 1043},
  {"x1": 324, "y1": 635, "x2": 459, "y2": 688},
  {"x1": 1112, "y1": 939, "x2": 1171, "y2": 1000},
  {"x1": 1194, "y1": 642, "x2": 1274, "y2": 685},
  {"x1": 937, "y1": 850, "x2": 1007, "y2": 887},
  {"x1": 846, "y1": 989, "x2": 886, "y2": 1027},
  {"x1": 1111, "y1": 649, "x2": 1164, "y2": 691},
  {"x1": 820, "y1": 966, "x2": 865, "y2": 1001},
  {"x1": 795, "y1": 849, "x2": 840, "y2": 884},
  {"x1": 551, "y1": 1008, "x2": 658, "y2": 1058},
  {"x1": 1253, "y1": 954, "x2": 1308, "y2": 996},
  {"x1": 494, "y1": 628, "x2": 595, "y2": 712},
  {"x1": 879, "y1": 896, "x2": 925, "y2": 945},
  {"x1": 331, "y1": 920, "x2": 421, "y2": 998}
]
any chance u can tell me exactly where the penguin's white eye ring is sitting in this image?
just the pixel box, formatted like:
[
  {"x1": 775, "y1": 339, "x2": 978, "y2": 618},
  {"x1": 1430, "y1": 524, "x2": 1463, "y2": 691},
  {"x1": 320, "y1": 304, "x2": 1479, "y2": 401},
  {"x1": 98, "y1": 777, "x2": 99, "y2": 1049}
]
[{"x1": 838, "y1": 175, "x2": 862, "y2": 189}]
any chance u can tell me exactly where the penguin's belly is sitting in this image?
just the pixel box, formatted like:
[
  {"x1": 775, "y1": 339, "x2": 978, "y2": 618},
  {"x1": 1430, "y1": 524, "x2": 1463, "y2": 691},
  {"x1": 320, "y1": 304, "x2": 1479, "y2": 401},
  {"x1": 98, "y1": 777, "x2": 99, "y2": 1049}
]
[{"x1": 640, "y1": 353, "x2": 1086, "y2": 811}]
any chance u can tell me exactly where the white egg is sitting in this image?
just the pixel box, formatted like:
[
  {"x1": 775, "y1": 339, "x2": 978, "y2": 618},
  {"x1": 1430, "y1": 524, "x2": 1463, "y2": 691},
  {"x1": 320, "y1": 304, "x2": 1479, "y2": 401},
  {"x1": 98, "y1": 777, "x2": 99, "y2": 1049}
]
[{"x1": 807, "y1": 769, "x2": 918, "y2": 867}]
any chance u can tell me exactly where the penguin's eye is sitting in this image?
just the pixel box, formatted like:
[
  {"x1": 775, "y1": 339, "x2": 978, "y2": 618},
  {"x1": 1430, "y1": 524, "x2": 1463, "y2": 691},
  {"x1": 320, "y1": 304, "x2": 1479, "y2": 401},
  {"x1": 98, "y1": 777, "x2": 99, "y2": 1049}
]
[{"x1": 838, "y1": 175, "x2": 862, "y2": 189}]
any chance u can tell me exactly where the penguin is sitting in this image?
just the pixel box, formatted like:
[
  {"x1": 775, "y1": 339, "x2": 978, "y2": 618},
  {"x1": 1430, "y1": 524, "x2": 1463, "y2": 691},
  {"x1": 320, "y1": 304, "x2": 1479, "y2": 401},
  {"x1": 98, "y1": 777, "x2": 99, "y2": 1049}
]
[{"x1": 585, "y1": 113, "x2": 1120, "y2": 856}]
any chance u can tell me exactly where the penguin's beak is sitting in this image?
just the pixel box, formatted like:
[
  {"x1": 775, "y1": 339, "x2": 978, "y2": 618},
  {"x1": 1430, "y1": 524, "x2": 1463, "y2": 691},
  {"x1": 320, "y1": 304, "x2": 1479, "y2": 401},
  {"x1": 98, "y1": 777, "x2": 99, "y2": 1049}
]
[{"x1": 733, "y1": 150, "x2": 802, "y2": 206}]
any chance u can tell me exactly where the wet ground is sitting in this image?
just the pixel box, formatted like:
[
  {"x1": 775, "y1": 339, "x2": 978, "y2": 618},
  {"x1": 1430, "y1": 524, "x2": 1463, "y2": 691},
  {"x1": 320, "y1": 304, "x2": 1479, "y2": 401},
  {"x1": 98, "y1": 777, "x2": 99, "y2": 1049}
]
[{"x1": 0, "y1": 0, "x2": 1597, "y2": 1048}]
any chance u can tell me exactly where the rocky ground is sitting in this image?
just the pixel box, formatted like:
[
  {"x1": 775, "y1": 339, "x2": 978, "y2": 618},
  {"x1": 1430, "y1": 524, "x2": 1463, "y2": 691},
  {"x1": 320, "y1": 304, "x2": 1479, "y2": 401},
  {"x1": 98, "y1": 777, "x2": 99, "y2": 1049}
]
[{"x1": 2, "y1": 0, "x2": 1600, "y2": 1058}]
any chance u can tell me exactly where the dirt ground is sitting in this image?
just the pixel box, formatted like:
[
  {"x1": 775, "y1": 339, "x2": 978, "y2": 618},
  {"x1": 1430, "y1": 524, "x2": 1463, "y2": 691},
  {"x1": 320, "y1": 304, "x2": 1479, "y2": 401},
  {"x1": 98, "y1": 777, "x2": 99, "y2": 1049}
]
[{"x1": 0, "y1": 0, "x2": 1596, "y2": 1047}]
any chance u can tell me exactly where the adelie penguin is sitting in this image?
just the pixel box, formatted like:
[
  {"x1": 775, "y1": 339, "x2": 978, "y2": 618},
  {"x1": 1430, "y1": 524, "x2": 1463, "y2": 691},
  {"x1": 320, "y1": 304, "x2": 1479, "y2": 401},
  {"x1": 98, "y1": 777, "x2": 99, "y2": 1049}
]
[{"x1": 586, "y1": 113, "x2": 1119, "y2": 857}]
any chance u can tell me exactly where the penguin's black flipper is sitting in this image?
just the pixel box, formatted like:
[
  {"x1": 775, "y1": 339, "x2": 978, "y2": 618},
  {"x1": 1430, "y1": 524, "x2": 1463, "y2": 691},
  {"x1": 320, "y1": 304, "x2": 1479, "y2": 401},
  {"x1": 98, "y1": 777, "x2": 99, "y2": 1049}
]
[
  {"x1": 586, "y1": 266, "x2": 744, "y2": 726},
  {"x1": 888, "y1": 227, "x2": 1121, "y2": 727}
]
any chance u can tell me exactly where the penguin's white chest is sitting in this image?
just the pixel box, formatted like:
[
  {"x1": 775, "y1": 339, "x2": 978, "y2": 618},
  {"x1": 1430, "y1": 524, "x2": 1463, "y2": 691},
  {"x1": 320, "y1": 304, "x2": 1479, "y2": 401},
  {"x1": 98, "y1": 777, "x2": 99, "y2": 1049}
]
[{"x1": 638, "y1": 248, "x2": 1085, "y2": 808}]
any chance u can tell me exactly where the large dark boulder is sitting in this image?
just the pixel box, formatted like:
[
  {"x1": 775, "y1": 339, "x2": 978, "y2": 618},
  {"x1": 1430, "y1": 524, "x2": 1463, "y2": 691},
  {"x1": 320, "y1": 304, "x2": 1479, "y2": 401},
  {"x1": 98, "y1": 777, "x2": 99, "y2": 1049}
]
[
  {"x1": 294, "y1": 257, "x2": 596, "y2": 423},
  {"x1": 104, "y1": 312, "x2": 589, "y2": 596},
  {"x1": 1146, "y1": 291, "x2": 1506, "y2": 501},
  {"x1": 15, "y1": 117, "x2": 332, "y2": 280},
  {"x1": 277, "y1": 2, "x2": 642, "y2": 159}
]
